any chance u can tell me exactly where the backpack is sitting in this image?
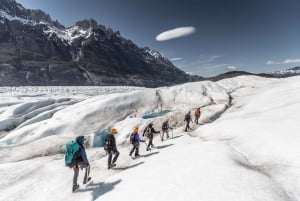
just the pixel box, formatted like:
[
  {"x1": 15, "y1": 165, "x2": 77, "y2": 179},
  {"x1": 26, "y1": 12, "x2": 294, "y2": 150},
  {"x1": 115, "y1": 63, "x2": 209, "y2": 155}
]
[
  {"x1": 162, "y1": 122, "x2": 168, "y2": 131},
  {"x1": 185, "y1": 114, "x2": 191, "y2": 121},
  {"x1": 195, "y1": 109, "x2": 200, "y2": 116},
  {"x1": 104, "y1": 135, "x2": 113, "y2": 151},
  {"x1": 65, "y1": 141, "x2": 80, "y2": 167},
  {"x1": 144, "y1": 126, "x2": 151, "y2": 137},
  {"x1": 130, "y1": 133, "x2": 136, "y2": 144}
]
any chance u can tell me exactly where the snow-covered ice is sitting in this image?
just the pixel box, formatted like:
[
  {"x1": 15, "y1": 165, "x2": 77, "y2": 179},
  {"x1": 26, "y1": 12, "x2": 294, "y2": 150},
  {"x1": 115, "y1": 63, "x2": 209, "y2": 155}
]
[{"x1": 0, "y1": 75, "x2": 299, "y2": 201}]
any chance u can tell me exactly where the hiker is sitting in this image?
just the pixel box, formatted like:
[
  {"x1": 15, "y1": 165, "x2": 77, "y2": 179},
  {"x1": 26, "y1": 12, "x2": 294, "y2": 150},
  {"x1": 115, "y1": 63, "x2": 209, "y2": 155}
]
[
  {"x1": 142, "y1": 122, "x2": 160, "y2": 151},
  {"x1": 68, "y1": 136, "x2": 91, "y2": 192},
  {"x1": 184, "y1": 111, "x2": 193, "y2": 131},
  {"x1": 161, "y1": 117, "x2": 172, "y2": 141},
  {"x1": 129, "y1": 127, "x2": 145, "y2": 157},
  {"x1": 194, "y1": 107, "x2": 201, "y2": 124},
  {"x1": 104, "y1": 128, "x2": 120, "y2": 169}
]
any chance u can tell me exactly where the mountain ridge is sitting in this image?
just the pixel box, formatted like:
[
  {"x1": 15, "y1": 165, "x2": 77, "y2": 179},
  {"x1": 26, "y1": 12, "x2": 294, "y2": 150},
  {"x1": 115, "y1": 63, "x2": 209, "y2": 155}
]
[{"x1": 0, "y1": 0, "x2": 202, "y2": 87}]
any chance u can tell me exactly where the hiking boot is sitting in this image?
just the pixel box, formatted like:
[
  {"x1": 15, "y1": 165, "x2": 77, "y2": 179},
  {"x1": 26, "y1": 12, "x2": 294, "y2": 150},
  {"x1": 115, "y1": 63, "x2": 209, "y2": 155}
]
[
  {"x1": 111, "y1": 163, "x2": 116, "y2": 168},
  {"x1": 72, "y1": 184, "x2": 79, "y2": 192},
  {"x1": 135, "y1": 154, "x2": 141, "y2": 157},
  {"x1": 146, "y1": 148, "x2": 151, "y2": 151}
]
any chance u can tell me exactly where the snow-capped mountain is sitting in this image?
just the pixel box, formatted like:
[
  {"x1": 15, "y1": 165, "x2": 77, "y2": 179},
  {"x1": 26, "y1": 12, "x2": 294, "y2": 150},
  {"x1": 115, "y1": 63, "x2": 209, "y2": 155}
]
[
  {"x1": 271, "y1": 66, "x2": 300, "y2": 77},
  {"x1": 0, "y1": 0, "x2": 202, "y2": 87}
]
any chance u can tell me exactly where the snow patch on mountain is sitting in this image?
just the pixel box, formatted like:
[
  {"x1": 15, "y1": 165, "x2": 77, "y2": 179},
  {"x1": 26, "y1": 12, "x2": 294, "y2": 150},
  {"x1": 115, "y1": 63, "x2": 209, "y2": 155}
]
[{"x1": 0, "y1": 10, "x2": 35, "y2": 25}]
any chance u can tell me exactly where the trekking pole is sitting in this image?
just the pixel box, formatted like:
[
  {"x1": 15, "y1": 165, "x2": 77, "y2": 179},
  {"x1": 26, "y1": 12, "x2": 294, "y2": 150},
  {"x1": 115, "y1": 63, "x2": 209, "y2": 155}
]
[{"x1": 171, "y1": 129, "x2": 174, "y2": 138}]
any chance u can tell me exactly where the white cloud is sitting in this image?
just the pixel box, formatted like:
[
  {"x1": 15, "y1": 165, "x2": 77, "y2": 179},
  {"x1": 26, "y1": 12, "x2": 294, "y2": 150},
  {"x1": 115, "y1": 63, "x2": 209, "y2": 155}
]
[
  {"x1": 156, "y1": 26, "x2": 196, "y2": 41},
  {"x1": 227, "y1": 65, "x2": 237, "y2": 70},
  {"x1": 266, "y1": 58, "x2": 300, "y2": 65},
  {"x1": 170, "y1": 57, "x2": 183, "y2": 61},
  {"x1": 283, "y1": 59, "x2": 300, "y2": 64},
  {"x1": 266, "y1": 60, "x2": 277, "y2": 65},
  {"x1": 197, "y1": 55, "x2": 222, "y2": 64}
]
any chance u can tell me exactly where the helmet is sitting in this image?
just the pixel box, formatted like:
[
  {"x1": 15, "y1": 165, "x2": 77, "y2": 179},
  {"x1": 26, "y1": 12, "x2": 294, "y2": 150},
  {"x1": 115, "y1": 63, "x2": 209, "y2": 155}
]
[
  {"x1": 165, "y1": 117, "x2": 170, "y2": 122},
  {"x1": 111, "y1": 127, "x2": 117, "y2": 134},
  {"x1": 133, "y1": 127, "x2": 139, "y2": 133},
  {"x1": 148, "y1": 123, "x2": 153, "y2": 128}
]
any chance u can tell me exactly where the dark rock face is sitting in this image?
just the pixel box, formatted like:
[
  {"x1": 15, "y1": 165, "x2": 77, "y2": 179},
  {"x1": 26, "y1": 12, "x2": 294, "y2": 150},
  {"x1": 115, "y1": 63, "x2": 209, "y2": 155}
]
[{"x1": 0, "y1": 0, "x2": 203, "y2": 87}]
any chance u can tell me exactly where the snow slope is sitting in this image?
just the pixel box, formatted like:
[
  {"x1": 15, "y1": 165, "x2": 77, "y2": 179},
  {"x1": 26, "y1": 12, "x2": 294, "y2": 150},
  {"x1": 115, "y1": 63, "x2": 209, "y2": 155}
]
[{"x1": 1, "y1": 75, "x2": 300, "y2": 201}]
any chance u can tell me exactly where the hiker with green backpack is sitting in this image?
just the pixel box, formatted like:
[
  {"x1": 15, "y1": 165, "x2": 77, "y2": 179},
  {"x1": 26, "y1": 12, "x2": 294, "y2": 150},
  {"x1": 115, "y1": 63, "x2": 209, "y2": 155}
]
[
  {"x1": 65, "y1": 135, "x2": 91, "y2": 192},
  {"x1": 104, "y1": 128, "x2": 120, "y2": 169},
  {"x1": 142, "y1": 123, "x2": 160, "y2": 151}
]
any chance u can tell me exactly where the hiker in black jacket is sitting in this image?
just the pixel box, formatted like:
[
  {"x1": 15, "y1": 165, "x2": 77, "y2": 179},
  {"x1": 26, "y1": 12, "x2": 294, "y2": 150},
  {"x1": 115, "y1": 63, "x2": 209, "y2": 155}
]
[
  {"x1": 72, "y1": 136, "x2": 91, "y2": 192},
  {"x1": 104, "y1": 128, "x2": 120, "y2": 169},
  {"x1": 143, "y1": 123, "x2": 160, "y2": 151},
  {"x1": 184, "y1": 111, "x2": 193, "y2": 131}
]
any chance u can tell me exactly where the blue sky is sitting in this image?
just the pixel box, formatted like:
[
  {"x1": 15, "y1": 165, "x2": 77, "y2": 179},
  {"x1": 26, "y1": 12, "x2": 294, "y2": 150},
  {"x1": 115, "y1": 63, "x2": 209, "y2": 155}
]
[{"x1": 16, "y1": 0, "x2": 300, "y2": 77}]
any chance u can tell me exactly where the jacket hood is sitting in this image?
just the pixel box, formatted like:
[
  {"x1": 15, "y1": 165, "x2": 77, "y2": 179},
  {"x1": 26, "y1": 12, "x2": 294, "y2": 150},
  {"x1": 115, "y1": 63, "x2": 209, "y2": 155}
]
[{"x1": 76, "y1": 135, "x2": 85, "y2": 146}]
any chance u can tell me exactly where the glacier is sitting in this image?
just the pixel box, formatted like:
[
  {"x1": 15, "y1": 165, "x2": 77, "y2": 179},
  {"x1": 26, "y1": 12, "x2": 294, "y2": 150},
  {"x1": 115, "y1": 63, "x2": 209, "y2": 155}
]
[{"x1": 0, "y1": 75, "x2": 299, "y2": 201}]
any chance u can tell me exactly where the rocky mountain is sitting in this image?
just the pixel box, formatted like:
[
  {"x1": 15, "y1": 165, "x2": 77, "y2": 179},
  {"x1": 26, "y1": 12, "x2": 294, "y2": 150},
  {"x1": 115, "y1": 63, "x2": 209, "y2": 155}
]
[{"x1": 0, "y1": 0, "x2": 202, "y2": 87}]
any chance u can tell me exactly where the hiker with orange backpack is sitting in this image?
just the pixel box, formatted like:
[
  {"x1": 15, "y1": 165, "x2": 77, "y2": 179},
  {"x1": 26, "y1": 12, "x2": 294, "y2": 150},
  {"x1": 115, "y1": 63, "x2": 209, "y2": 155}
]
[
  {"x1": 194, "y1": 107, "x2": 201, "y2": 124},
  {"x1": 104, "y1": 128, "x2": 120, "y2": 169},
  {"x1": 129, "y1": 127, "x2": 145, "y2": 158}
]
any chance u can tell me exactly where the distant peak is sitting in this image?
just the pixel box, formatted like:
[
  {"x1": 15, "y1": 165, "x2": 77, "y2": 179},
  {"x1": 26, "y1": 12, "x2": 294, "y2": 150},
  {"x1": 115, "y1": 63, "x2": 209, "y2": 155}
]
[
  {"x1": 0, "y1": 0, "x2": 25, "y2": 15},
  {"x1": 75, "y1": 19, "x2": 98, "y2": 30},
  {"x1": 0, "y1": 0, "x2": 64, "y2": 29}
]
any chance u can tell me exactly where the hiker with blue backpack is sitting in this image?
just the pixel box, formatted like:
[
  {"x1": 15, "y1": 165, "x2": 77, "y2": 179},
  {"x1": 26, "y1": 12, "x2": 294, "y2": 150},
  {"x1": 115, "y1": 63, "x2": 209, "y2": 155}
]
[
  {"x1": 143, "y1": 122, "x2": 160, "y2": 151},
  {"x1": 65, "y1": 135, "x2": 91, "y2": 192},
  {"x1": 161, "y1": 117, "x2": 172, "y2": 141},
  {"x1": 129, "y1": 126, "x2": 145, "y2": 157},
  {"x1": 104, "y1": 128, "x2": 120, "y2": 169}
]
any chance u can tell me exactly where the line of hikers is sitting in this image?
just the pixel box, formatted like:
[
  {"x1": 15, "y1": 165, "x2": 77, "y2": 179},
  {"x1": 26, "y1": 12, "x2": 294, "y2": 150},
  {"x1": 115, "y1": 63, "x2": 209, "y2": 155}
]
[{"x1": 65, "y1": 107, "x2": 201, "y2": 192}]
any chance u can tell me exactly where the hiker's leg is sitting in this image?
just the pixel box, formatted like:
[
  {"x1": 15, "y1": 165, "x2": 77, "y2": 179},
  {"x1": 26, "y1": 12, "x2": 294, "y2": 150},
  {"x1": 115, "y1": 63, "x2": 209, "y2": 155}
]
[
  {"x1": 135, "y1": 145, "x2": 140, "y2": 156},
  {"x1": 112, "y1": 150, "x2": 119, "y2": 163},
  {"x1": 73, "y1": 165, "x2": 79, "y2": 186},
  {"x1": 149, "y1": 136, "x2": 153, "y2": 147},
  {"x1": 83, "y1": 165, "x2": 90, "y2": 183},
  {"x1": 129, "y1": 145, "x2": 135, "y2": 156},
  {"x1": 108, "y1": 150, "x2": 113, "y2": 167}
]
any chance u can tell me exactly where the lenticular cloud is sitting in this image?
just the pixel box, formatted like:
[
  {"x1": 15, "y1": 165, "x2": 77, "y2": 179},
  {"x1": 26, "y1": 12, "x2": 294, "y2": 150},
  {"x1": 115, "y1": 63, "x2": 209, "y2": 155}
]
[{"x1": 156, "y1": 26, "x2": 196, "y2": 41}]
